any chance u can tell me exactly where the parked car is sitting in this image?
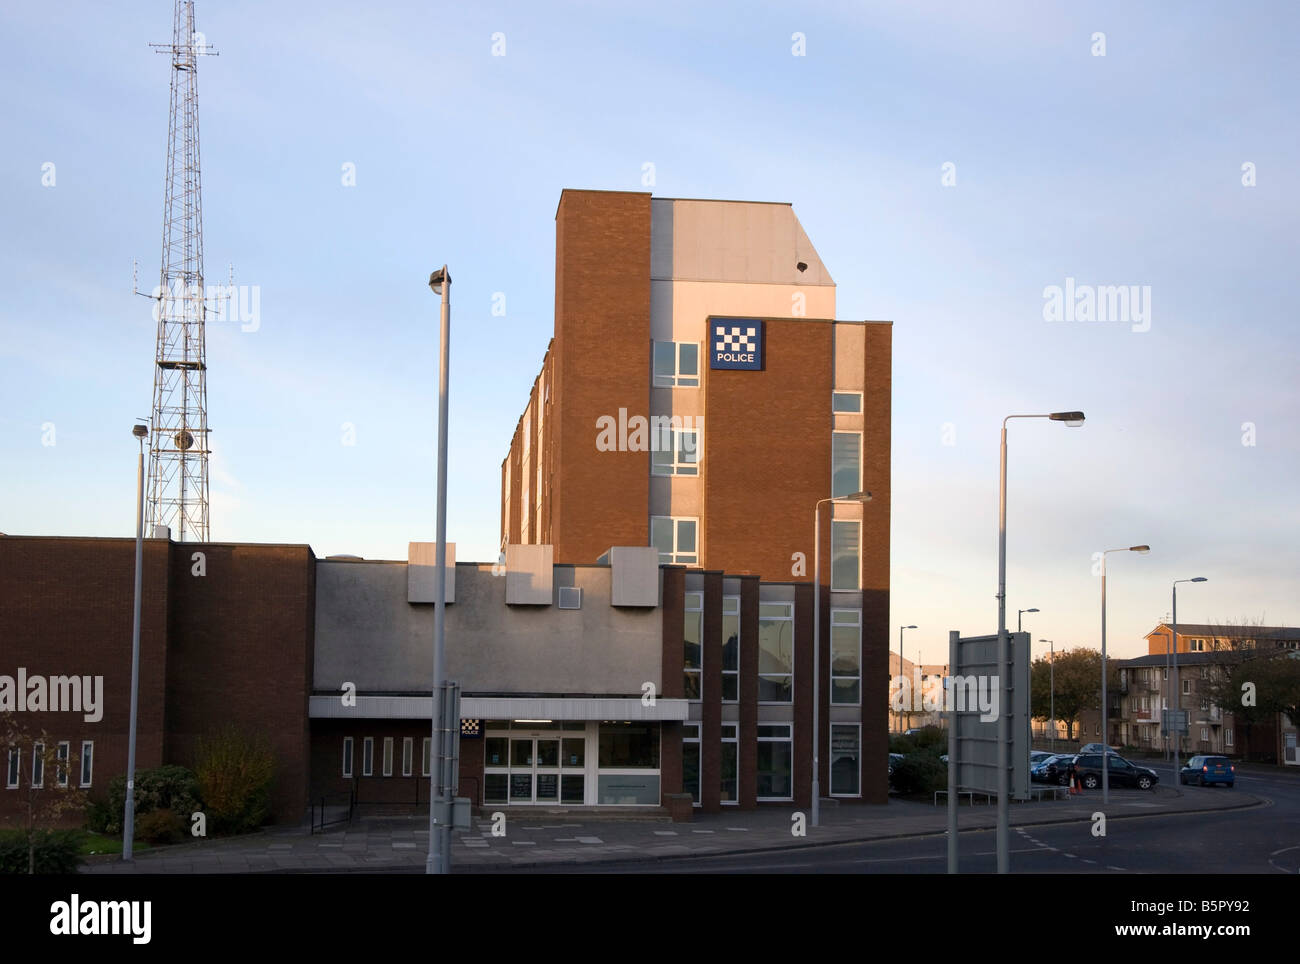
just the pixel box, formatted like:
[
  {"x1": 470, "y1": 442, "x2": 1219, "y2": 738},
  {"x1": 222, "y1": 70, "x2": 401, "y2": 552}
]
[
  {"x1": 1032, "y1": 753, "x2": 1076, "y2": 785},
  {"x1": 1030, "y1": 750, "x2": 1055, "y2": 765},
  {"x1": 1069, "y1": 753, "x2": 1158, "y2": 790},
  {"x1": 1078, "y1": 743, "x2": 1120, "y2": 755},
  {"x1": 1180, "y1": 755, "x2": 1234, "y2": 787},
  {"x1": 888, "y1": 752, "x2": 905, "y2": 774}
]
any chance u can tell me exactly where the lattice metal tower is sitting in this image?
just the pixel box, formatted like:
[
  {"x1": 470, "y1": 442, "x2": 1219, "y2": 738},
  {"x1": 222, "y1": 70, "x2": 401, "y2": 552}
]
[{"x1": 145, "y1": 1, "x2": 216, "y2": 541}]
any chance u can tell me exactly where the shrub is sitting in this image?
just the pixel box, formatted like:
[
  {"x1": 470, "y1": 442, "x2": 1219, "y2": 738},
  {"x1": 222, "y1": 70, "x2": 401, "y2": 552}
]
[
  {"x1": 105, "y1": 765, "x2": 202, "y2": 835},
  {"x1": 193, "y1": 728, "x2": 276, "y2": 836},
  {"x1": 83, "y1": 796, "x2": 113, "y2": 835},
  {"x1": 0, "y1": 829, "x2": 84, "y2": 875},
  {"x1": 135, "y1": 808, "x2": 185, "y2": 845},
  {"x1": 889, "y1": 753, "x2": 947, "y2": 797}
]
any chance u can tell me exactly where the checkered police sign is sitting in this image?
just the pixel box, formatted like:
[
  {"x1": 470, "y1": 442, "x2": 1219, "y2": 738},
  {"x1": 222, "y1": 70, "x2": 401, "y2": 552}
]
[{"x1": 710, "y1": 319, "x2": 763, "y2": 370}]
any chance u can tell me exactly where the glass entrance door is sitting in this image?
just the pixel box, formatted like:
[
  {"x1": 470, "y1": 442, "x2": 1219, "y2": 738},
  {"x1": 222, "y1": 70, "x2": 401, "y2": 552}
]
[{"x1": 485, "y1": 730, "x2": 587, "y2": 805}]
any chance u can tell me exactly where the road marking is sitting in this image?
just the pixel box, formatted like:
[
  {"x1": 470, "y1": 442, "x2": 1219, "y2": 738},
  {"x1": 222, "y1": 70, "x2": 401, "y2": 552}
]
[{"x1": 1267, "y1": 844, "x2": 1299, "y2": 874}]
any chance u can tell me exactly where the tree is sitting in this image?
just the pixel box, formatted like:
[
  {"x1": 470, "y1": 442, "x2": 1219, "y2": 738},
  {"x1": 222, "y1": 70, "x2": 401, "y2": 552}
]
[
  {"x1": 1199, "y1": 621, "x2": 1300, "y2": 759},
  {"x1": 1030, "y1": 648, "x2": 1119, "y2": 741},
  {"x1": 1, "y1": 713, "x2": 87, "y2": 874}
]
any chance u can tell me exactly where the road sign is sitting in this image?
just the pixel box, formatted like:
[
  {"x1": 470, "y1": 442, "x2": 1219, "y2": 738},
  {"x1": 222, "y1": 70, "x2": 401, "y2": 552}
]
[
  {"x1": 1161, "y1": 709, "x2": 1188, "y2": 734},
  {"x1": 948, "y1": 630, "x2": 1031, "y2": 801}
]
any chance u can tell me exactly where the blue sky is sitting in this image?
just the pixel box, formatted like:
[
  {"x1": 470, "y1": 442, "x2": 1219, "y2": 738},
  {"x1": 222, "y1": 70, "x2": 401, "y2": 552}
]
[{"x1": 2, "y1": 0, "x2": 1296, "y2": 664}]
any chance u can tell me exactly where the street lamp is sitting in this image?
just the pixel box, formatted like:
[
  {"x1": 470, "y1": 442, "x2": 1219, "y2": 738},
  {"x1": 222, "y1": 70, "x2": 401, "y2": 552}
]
[
  {"x1": 426, "y1": 265, "x2": 452, "y2": 876},
  {"x1": 812, "y1": 490, "x2": 871, "y2": 828},
  {"x1": 1018, "y1": 608, "x2": 1039, "y2": 633},
  {"x1": 996, "y1": 411, "x2": 1084, "y2": 873},
  {"x1": 1171, "y1": 577, "x2": 1207, "y2": 773},
  {"x1": 1100, "y1": 545, "x2": 1150, "y2": 804},
  {"x1": 1039, "y1": 639, "x2": 1054, "y2": 752},
  {"x1": 898, "y1": 625, "x2": 917, "y2": 734},
  {"x1": 123, "y1": 421, "x2": 149, "y2": 862}
]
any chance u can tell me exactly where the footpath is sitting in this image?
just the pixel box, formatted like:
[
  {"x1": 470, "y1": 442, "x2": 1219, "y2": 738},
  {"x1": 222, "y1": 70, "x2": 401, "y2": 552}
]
[{"x1": 80, "y1": 783, "x2": 1259, "y2": 873}]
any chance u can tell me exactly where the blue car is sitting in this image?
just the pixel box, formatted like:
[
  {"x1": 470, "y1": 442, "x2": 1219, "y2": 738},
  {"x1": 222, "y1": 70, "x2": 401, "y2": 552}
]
[{"x1": 1180, "y1": 755, "x2": 1234, "y2": 787}]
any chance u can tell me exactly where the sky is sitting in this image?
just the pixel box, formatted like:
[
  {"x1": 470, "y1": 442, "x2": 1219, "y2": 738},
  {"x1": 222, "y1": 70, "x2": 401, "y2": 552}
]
[{"x1": 2, "y1": 0, "x2": 1297, "y2": 665}]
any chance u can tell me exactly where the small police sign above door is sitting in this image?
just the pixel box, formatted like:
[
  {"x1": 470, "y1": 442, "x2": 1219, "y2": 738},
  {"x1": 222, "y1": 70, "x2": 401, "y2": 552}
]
[{"x1": 710, "y1": 319, "x2": 764, "y2": 370}]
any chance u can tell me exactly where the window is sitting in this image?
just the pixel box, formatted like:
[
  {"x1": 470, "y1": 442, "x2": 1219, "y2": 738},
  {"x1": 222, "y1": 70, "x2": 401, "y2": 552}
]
[
  {"x1": 682, "y1": 724, "x2": 700, "y2": 804},
  {"x1": 1200, "y1": 666, "x2": 1209, "y2": 679},
  {"x1": 56, "y1": 741, "x2": 69, "y2": 788},
  {"x1": 831, "y1": 723, "x2": 861, "y2": 796},
  {"x1": 31, "y1": 743, "x2": 44, "y2": 789},
  {"x1": 721, "y1": 724, "x2": 738, "y2": 804},
  {"x1": 651, "y1": 516, "x2": 698, "y2": 565},
  {"x1": 1189, "y1": 639, "x2": 1206, "y2": 652},
  {"x1": 831, "y1": 432, "x2": 862, "y2": 498},
  {"x1": 599, "y1": 722, "x2": 660, "y2": 768},
  {"x1": 1163, "y1": 667, "x2": 1168, "y2": 680},
  {"x1": 722, "y1": 596, "x2": 740, "y2": 702},
  {"x1": 1182, "y1": 680, "x2": 1191, "y2": 695},
  {"x1": 1226, "y1": 728, "x2": 1234, "y2": 747},
  {"x1": 831, "y1": 609, "x2": 861, "y2": 704},
  {"x1": 1200, "y1": 698, "x2": 1209, "y2": 711},
  {"x1": 5, "y1": 748, "x2": 18, "y2": 789},
  {"x1": 402, "y1": 737, "x2": 413, "y2": 777},
  {"x1": 830, "y1": 521, "x2": 860, "y2": 591},
  {"x1": 832, "y1": 391, "x2": 862, "y2": 413},
  {"x1": 651, "y1": 424, "x2": 700, "y2": 476},
  {"x1": 758, "y1": 602, "x2": 795, "y2": 702},
  {"x1": 342, "y1": 737, "x2": 354, "y2": 779},
  {"x1": 362, "y1": 737, "x2": 374, "y2": 776},
  {"x1": 382, "y1": 737, "x2": 394, "y2": 777},
  {"x1": 684, "y1": 592, "x2": 703, "y2": 699},
  {"x1": 422, "y1": 737, "x2": 431, "y2": 777},
  {"x1": 80, "y1": 741, "x2": 93, "y2": 788},
  {"x1": 757, "y1": 724, "x2": 793, "y2": 800},
  {"x1": 653, "y1": 341, "x2": 700, "y2": 388},
  {"x1": 1200, "y1": 727, "x2": 1209, "y2": 743}
]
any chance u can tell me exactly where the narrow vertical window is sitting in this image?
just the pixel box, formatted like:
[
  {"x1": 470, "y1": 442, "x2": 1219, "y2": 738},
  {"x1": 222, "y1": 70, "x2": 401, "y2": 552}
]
[
  {"x1": 402, "y1": 737, "x2": 413, "y2": 777},
  {"x1": 382, "y1": 737, "x2": 394, "y2": 777},
  {"x1": 684, "y1": 592, "x2": 703, "y2": 699},
  {"x1": 362, "y1": 737, "x2": 374, "y2": 777},
  {"x1": 80, "y1": 742, "x2": 93, "y2": 788},
  {"x1": 342, "y1": 737, "x2": 354, "y2": 779}
]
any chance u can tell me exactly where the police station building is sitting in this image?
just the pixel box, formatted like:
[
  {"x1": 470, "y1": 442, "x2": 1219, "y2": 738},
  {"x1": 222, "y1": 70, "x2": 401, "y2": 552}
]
[{"x1": 1, "y1": 188, "x2": 892, "y2": 823}]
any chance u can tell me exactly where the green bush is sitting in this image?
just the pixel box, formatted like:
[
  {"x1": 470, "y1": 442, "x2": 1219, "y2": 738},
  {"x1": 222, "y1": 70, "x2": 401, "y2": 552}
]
[
  {"x1": 83, "y1": 796, "x2": 113, "y2": 835},
  {"x1": 105, "y1": 765, "x2": 202, "y2": 835},
  {"x1": 193, "y1": 728, "x2": 276, "y2": 836},
  {"x1": 0, "y1": 829, "x2": 84, "y2": 874},
  {"x1": 909, "y1": 726, "x2": 947, "y2": 751},
  {"x1": 135, "y1": 808, "x2": 185, "y2": 845},
  {"x1": 889, "y1": 753, "x2": 947, "y2": 796}
]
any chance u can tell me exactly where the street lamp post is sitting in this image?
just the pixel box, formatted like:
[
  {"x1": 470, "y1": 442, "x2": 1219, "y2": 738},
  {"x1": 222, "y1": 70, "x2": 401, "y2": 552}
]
[
  {"x1": 1172, "y1": 577, "x2": 1207, "y2": 773},
  {"x1": 1018, "y1": 608, "x2": 1038, "y2": 633},
  {"x1": 996, "y1": 411, "x2": 1084, "y2": 874},
  {"x1": 812, "y1": 490, "x2": 871, "y2": 828},
  {"x1": 1100, "y1": 545, "x2": 1150, "y2": 804},
  {"x1": 123, "y1": 422, "x2": 148, "y2": 862},
  {"x1": 1039, "y1": 639, "x2": 1054, "y2": 752},
  {"x1": 426, "y1": 265, "x2": 452, "y2": 875},
  {"x1": 898, "y1": 625, "x2": 917, "y2": 733}
]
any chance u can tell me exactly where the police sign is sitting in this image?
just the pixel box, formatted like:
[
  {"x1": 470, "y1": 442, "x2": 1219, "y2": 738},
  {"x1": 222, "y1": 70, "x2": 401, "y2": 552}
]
[{"x1": 710, "y1": 319, "x2": 763, "y2": 371}]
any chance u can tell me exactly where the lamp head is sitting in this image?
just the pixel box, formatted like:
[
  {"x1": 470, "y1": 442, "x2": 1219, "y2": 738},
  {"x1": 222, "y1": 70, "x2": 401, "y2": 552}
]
[
  {"x1": 132, "y1": 424, "x2": 148, "y2": 439},
  {"x1": 903, "y1": 624, "x2": 917, "y2": 629},
  {"x1": 428, "y1": 266, "x2": 450, "y2": 295},
  {"x1": 846, "y1": 490, "x2": 872, "y2": 502},
  {"x1": 1190, "y1": 577, "x2": 1207, "y2": 583},
  {"x1": 1130, "y1": 545, "x2": 1151, "y2": 554},
  {"x1": 1025, "y1": 607, "x2": 1040, "y2": 614},
  {"x1": 1049, "y1": 411, "x2": 1086, "y2": 427}
]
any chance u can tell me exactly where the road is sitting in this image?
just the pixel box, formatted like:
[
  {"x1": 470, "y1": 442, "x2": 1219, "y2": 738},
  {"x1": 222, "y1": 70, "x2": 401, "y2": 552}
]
[{"x1": 497, "y1": 762, "x2": 1300, "y2": 874}]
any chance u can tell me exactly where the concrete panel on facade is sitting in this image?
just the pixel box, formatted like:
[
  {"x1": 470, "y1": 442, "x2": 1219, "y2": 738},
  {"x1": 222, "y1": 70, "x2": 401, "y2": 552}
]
[
  {"x1": 315, "y1": 560, "x2": 662, "y2": 695},
  {"x1": 834, "y1": 321, "x2": 866, "y2": 391},
  {"x1": 650, "y1": 199, "x2": 835, "y2": 287},
  {"x1": 505, "y1": 543, "x2": 554, "y2": 605},
  {"x1": 607, "y1": 546, "x2": 661, "y2": 607},
  {"x1": 408, "y1": 542, "x2": 455, "y2": 603},
  {"x1": 650, "y1": 279, "x2": 836, "y2": 341}
]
